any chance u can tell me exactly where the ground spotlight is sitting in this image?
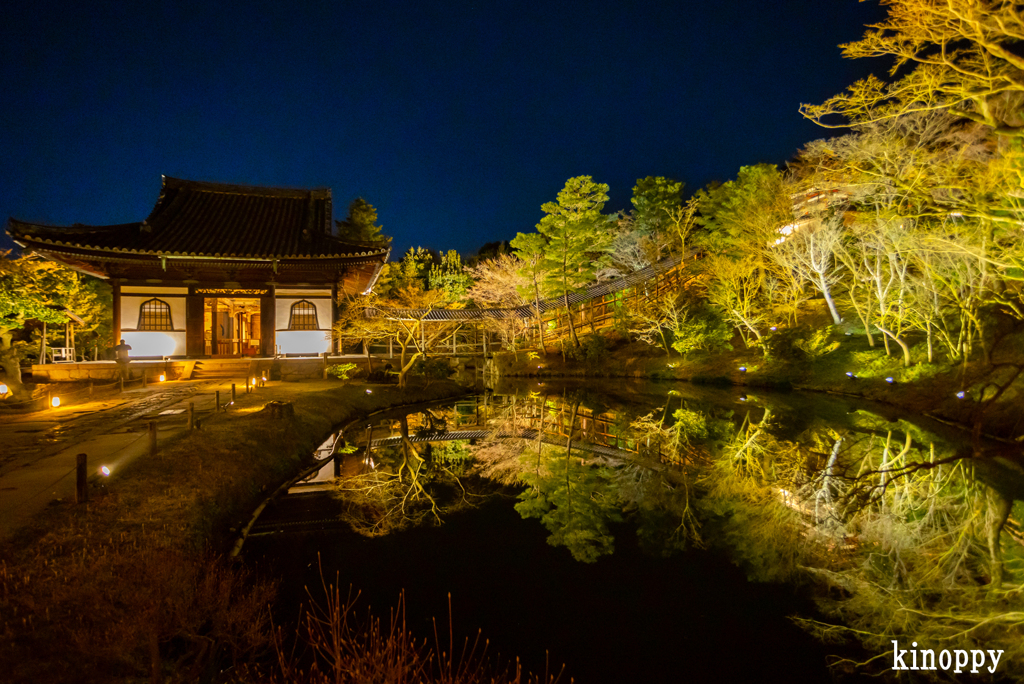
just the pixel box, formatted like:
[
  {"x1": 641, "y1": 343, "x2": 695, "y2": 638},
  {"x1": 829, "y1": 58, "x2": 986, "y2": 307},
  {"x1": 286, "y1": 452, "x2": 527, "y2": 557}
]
[
  {"x1": 885, "y1": 377, "x2": 895, "y2": 384},
  {"x1": 51, "y1": 396, "x2": 61, "y2": 408},
  {"x1": 101, "y1": 466, "x2": 111, "y2": 476},
  {"x1": 739, "y1": 366, "x2": 747, "y2": 372},
  {"x1": 956, "y1": 391, "x2": 966, "y2": 399},
  {"x1": 159, "y1": 374, "x2": 166, "y2": 382}
]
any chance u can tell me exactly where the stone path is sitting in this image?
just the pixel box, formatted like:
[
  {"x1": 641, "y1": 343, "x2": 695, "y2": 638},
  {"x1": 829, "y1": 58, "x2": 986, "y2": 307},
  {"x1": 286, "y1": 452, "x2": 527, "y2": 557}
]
[{"x1": 0, "y1": 379, "x2": 229, "y2": 540}]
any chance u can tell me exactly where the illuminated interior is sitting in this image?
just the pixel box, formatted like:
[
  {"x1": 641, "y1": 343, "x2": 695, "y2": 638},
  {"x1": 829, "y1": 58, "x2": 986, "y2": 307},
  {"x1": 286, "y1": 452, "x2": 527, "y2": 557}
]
[{"x1": 205, "y1": 297, "x2": 261, "y2": 356}]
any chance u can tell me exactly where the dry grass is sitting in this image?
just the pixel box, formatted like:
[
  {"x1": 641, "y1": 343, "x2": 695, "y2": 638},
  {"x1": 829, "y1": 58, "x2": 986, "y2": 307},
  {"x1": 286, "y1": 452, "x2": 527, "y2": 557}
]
[{"x1": 0, "y1": 379, "x2": 469, "y2": 684}]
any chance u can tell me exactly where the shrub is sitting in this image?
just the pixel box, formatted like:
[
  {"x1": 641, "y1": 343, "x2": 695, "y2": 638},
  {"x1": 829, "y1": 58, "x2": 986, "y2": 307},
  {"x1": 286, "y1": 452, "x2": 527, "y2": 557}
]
[
  {"x1": 670, "y1": 311, "x2": 733, "y2": 357},
  {"x1": 326, "y1": 362, "x2": 359, "y2": 380},
  {"x1": 412, "y1": 357, "x2": 454, "y2": 384},
  {"x1": 791, "y1": 328, "x2": 839, "y2": 360}
]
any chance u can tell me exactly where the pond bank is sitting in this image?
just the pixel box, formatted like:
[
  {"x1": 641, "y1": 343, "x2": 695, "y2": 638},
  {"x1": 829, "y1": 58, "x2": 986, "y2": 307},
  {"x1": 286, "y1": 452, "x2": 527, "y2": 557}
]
[
  {"x1": 0, "y1": 378, "x2": 471, "y2": 683},
  {"x1": 489, "y1": 332, "x2": 1024, "y2": 443}
]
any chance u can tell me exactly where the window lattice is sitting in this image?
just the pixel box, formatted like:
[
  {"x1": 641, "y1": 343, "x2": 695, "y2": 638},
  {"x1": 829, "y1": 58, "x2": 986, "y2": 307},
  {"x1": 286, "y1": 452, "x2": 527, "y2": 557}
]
[
  {"x1": 138, "y1": 298, "x2": 174, "y2": 331},
  {"x1": 288, "y1": 300, "x2": 319, "y2": 330}
]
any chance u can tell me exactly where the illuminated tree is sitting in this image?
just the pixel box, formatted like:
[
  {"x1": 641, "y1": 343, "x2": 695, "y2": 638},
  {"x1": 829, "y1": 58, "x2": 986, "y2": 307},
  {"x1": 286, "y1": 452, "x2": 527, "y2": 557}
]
[
  {"x1": 336, "y1": 249, "x2": 459, "y2": 388},
  {"x1": 510, "y1": 231, "x2": 549, "y2": 352},
  {"x1": 535, "y1": 176, "x2": 613, "y2": 347},
  {"x1": 770, "y1": 216, "x2": 845, "y2": 325},
  {"x1": 465, "y1": 253, "x2": 533, "y2": 355},
  {"x1": 800, "y1": 0, "x2": 1024, "y2": 138},
  {"x1": 427, "y1": 249, "x2": 471, "y2": 301},
  {"x1": 0, "y1": 252, "x2": 68, "y2": 393},
  {"x1": 703, "y1": 254, "x2": 769, "y2": 350}
]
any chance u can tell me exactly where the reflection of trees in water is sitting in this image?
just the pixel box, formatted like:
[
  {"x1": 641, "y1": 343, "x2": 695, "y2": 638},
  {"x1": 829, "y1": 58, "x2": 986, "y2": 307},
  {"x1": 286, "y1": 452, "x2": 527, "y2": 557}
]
[
  {"x1": 476, "y1": 390, "x2": 1024, "y2": 675},
  {"x1": 696, "y1": 408, "x2": 1023, "y2": 678},
  {"x1": 331, "y1": 414, "x2": 479, "y2": 536},
  {"x1": 327, "y1": 390, "x2": 1023, "y2": 675}
]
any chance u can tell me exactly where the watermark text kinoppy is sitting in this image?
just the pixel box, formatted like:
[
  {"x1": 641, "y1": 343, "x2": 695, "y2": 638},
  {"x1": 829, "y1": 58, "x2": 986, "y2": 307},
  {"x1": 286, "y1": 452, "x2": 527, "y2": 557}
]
[{"x1": 892, "y1": 640, "x2": 1003, "y2": 674}]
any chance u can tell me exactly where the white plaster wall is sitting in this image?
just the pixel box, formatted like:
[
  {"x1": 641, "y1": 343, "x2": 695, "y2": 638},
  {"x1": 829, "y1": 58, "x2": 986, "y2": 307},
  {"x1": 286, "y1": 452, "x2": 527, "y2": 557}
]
[
  {"x1": 120, "y1": 331, "x2": 187, "y2": 357},
  {"x1": 120, "y1": 295, "x2": 187, "y2": 331},
  {"x1": 275, "y1": 297, "x2": 332, "y2": 331}
]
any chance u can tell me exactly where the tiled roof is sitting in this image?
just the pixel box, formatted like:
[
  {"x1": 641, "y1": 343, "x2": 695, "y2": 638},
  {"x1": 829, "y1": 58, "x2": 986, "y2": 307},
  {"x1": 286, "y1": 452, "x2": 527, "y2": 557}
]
[{"x1": 7, "y1": 176, "x2": 390, "y2": 261}]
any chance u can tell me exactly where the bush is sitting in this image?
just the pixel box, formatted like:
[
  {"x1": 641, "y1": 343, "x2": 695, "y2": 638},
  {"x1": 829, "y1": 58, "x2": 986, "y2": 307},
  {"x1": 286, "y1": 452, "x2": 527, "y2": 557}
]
[
  {"x1": 412, "y1": 357, "x2": 454, "y2": 383},
  {"x1": 565, "y1": 334, "x2": 608, "y2": 367},
  {"x1": 670, "y1": 310, "x2": 733, "y2": 357},
  {"x1": 791, "y1": 328, "x2": 840, "y2": 360},
  {"x1": 326, "y1": 362, "x2": 359, "y2": 380}
]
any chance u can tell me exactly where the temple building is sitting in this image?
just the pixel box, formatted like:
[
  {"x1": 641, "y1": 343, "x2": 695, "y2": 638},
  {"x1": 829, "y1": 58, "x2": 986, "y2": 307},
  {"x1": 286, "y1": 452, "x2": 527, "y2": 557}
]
[{"x1": 7, "y1": 177, "x2": 390, "y2": 359}]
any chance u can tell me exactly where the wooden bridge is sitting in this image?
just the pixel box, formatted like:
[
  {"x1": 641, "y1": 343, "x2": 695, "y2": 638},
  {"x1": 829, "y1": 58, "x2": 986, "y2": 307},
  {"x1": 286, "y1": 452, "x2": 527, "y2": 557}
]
[{"x1": 348, "y1": 252, "x2": 697, "y2": 357}]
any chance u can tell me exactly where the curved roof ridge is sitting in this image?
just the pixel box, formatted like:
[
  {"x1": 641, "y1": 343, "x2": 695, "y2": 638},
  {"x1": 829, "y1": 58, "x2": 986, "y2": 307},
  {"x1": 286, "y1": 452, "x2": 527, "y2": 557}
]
[{"x1": 160, "y1": 175, "x2": 331, "y2": 198}]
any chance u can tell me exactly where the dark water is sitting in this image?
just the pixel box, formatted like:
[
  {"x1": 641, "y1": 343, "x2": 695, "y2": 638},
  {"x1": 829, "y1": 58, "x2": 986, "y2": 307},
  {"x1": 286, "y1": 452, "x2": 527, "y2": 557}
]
[
  {"x1": 250, "y1": 495, "x2": 857, "y2": 683},
  {"x1": 244, "y1": 379, "x2": 995, "y2": 683}
]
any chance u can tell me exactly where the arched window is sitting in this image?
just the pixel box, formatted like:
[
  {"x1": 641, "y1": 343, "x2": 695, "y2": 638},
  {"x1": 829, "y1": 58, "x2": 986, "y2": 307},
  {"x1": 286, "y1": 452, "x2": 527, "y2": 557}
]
[
  {"x1": 137, "y1": 298, "x2": 174, "y2": 331},
  {"x1": 288, "y1": 300, "x2": 320, "y2": 330}
]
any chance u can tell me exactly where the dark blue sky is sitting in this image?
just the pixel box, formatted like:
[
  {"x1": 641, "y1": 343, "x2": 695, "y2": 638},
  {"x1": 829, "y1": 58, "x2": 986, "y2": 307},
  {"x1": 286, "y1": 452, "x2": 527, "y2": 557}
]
[{"x1": 2, "y1": 0, "x2": 888, "y2": 259}]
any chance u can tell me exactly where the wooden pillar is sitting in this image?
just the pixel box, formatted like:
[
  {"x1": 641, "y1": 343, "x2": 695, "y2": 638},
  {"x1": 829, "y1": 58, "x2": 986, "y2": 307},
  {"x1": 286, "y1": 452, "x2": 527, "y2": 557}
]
[
  {"x1": 261, "y1": 288, "x2": 276, "y2": 356},
  {"x1": 185, "y1": 288, "x2": 205, "y2": 356},
  {"x1": 209, "y1": 297, "x2": 219, "y2": 356},
  {"x1": 111, "y1": 278, "x2": 121, "y2": 348},
  {"x1": 331, "y1": 280, "x2": 339, "y2": 354}
]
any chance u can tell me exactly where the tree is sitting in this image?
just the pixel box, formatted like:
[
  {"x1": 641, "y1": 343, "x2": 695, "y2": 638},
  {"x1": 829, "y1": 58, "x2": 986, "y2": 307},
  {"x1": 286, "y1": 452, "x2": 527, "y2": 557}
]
[
  {"x1": 770, "y1": 216, "x2": 845, "y2": 325},
  {"x1": 536, "y1": 176, "x2": 612, "y2": 347},
  {"x1": 604, "y1": 177, "x2": 685, "y2": 275},
  {"x1": 694, "y1": 164, "x2": 791, "y2": 259},
  {"x1": 336, "y1": 248, "x2": 459, "y2": 388},
  {"x1": 800, "y1": 0, "x2": 1024, "y2": 138},
  {"x1": 465, "y1": 253, "x2": 528, "y2": 308},
  {"x1": 465, "y1": 253, "x2": 533, "y2": 356},
  {"x1": 510, "y1": 231, "x2": 549, "y2": 353},
  {"x1": 704, "y1": 254, "x2": 769, "y2": 350},
  {"x1": 0, "y1": 252, "x2": 69, "y2": 393},
  {"x1": 427, "y1": 250, "x2": 471, "y2": 302},
  {"x1": 336, "y1": 198, "x2": 386, "y2": 243}
]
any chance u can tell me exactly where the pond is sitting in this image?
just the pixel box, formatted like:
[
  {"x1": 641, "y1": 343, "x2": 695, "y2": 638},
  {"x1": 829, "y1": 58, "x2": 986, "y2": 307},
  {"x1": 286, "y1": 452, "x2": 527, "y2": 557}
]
[{"x1": 244, "y1": 379, "x2": 1020, "y2": 683}]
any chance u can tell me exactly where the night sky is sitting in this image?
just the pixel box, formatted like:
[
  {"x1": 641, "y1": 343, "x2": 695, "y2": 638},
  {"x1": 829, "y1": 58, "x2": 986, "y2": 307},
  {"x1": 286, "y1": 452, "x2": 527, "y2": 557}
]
[{"x1": 1, "y1": 1, "x2": 889, "y2": 260}]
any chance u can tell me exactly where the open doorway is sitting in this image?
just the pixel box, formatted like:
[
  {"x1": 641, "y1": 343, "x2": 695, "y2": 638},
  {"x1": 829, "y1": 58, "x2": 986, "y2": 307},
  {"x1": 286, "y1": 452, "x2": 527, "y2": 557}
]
[{"x1": 204, "y1": 297, "x2": 261, "y2": 356}]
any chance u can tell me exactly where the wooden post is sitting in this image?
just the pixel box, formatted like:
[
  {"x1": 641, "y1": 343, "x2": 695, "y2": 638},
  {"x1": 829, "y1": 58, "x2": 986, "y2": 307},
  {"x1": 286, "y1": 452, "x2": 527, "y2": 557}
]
[
  {"x1": 188, "y1": 402, "x2": 195, "y2": 430},
  {"x1": 231, "y1": 383, "x2": 236, "y2": 406},
  {"x1": 210, "y1": 297, "x2": 219, "y2": 356},
  {"x1": 216, "y1": 390, "x2": 221, "y2": 412},
  {"x1": 40, "y1": 322, "x2": 47, "y2": 365},
  {"x1": 148, "y1": 421, "x2": 157, "y2": 458},
  {"x1": 111, "y1": 278, "x2": 121, "y2": 348},
  {"x1": 120, "y1": 376, "x2": 124, "y2": 392},
  {"x1": 76, "y1": 453, "x2": 88, "y2": 504},
  {"x1": 142, "y1": 371, "x2": 147, "y2": 388}
]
